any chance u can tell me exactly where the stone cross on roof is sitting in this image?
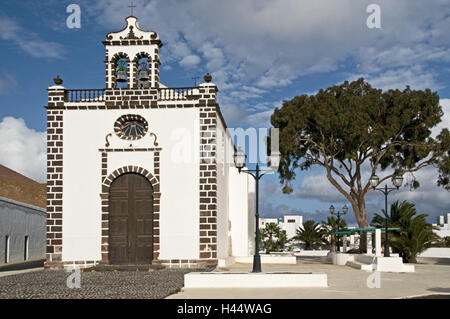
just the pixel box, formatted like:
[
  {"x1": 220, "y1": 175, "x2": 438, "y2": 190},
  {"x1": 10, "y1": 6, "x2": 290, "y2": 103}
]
[{"x1": 128, "y1": 2, "x2": 136, "y2": 16}]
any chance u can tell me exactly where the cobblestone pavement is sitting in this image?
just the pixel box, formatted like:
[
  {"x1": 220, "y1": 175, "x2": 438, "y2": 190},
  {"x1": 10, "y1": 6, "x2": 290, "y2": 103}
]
[{"x1": 0, "y1": 268, "x2": 205, "y2": 299}]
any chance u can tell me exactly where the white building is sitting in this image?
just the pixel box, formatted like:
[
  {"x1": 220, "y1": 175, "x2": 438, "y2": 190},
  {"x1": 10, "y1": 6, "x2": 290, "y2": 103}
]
[
  {"x1": 280, "y1": 216, "x2": 303, "y2": 240},
  {"x1": 259, "y1": 218, "x2": 279, "y2": 229},
  {"x1": 433, "y1": 213, "x2": 450, "y2": 238},
  {"x1": 259, "y1": 216, "x2": 303, "y2": 240},
  {"x1": 44, "y1": 15, "x2": 255, "y2": 269},
  {"x1": 0, "y1": 196, "x2": 46, "y2": 265}
]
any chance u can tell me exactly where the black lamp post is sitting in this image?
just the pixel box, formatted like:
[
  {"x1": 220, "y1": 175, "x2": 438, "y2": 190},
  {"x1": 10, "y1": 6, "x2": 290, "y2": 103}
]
[
  {"x1": 234, "y1": 147, "x2": 280, "y2": 273},
  {"x1": 369, "y1": 174, "x2": 404, "y2": 257},
  {"x1": 329, "y1": 204, "x2": 348, "y2": 252}
]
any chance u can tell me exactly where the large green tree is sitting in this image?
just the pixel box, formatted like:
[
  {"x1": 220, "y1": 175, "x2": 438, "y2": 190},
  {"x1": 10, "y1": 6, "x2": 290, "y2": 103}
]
[{"x1": 271, "y1": 78, "x2": 450, "y2": 231}]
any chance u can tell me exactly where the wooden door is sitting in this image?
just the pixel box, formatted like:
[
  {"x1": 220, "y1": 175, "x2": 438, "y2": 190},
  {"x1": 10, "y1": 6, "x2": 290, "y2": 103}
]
[{"x1": 109, "y1": 173, "x2": 154, "y2": 264}]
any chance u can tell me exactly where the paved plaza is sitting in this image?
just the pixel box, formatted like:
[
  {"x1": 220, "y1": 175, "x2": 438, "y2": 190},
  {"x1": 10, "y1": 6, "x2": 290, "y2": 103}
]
[
  {"x1": 168, "y1": 258, "x2": 450, "y2": 299},
  {"x1": 0, "y1": 258, "x2": 449, "y2": 299}
]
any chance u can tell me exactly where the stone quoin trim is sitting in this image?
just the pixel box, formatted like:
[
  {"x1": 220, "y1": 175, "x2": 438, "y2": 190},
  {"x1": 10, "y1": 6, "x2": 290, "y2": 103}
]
[
  {"x1": 105, "y1": 48, "x2": 110, "y2": 88},
  {"x1": 100, "y1": 161, "x2": 161, "y2": 264},
  {"x1": 159, "y1": 259, "x2": 218, "y2": 268},
  {"x1": 113, "y1": 114, "x2": 149, "y2": 140},
  {"x1": 198, "y1": 85, "x2": 219, "y2": 262},
  {"x1": 45, "y1": 86, "x2": 65, "y2": 269}
]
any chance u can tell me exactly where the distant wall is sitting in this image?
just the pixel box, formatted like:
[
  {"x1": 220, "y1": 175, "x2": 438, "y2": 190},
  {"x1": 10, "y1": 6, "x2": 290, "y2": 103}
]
[
  {"x1": 0, "y1": 196, "x2": 46, "y2": 265},
  {"x1": 418, "y1": 248, "x2": 450, "y2": 259}
]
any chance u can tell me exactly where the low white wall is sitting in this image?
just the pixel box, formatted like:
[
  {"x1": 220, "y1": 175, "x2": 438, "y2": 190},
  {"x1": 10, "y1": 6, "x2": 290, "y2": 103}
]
[
  {"x1": 418, "y1": 248, "x2": 450, "y2": 258},
  {"x1": 235, "y1": 255, "x2": 297, "y2": 264},
  {"x1": 294, "y1": 250, "x2": 329, "y2": 257},
  {"x1": 184, "y1": 272, "x2": 328, "y2": 288}
]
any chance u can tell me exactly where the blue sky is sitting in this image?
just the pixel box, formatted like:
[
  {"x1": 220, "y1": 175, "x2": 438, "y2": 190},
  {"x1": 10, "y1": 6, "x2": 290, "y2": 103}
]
[{"x1": 1, "y1": 0, "x2": 450, "y2": 225}]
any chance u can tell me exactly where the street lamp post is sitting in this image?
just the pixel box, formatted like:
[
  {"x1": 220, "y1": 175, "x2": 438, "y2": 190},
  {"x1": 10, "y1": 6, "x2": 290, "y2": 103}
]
[
  {"x1": 329, "y1": 204, "x2": 348, "y2": 252},
  {"x1": 369, "y1": 174, "x2": 404, "y2": 257},
  {"x1": 233, "y1": 147, "x2": 280, "y2": 273}
]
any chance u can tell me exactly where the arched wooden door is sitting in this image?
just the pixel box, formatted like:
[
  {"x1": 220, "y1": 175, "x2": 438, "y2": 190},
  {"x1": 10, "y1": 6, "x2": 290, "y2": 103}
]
[{"x1": 109, "y1": 173, "x2": 154, "y2": 264}]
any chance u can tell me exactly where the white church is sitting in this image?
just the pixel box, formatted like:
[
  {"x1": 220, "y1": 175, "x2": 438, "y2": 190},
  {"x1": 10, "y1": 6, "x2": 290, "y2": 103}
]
[{"x1": 44, "y1": 15, "x2": 255, "y2": 269}]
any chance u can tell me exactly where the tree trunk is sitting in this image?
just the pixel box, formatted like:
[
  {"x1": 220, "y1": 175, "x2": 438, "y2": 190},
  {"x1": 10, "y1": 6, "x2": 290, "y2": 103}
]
[
  {"x1": 330, "y1": 237, "x2": 336, "y2": 252},
  {"x1": 350, "y1": 195, "x2": 369, "y2": 253}
]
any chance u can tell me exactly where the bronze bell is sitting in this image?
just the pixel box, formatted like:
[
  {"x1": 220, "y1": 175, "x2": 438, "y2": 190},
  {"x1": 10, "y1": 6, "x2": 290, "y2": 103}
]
[
  {"x1": 116, "y1": 70, "x2": 127, "y2": 83},
  {"x1": 138, "y1": 70, "x2": 149, "y2": 81}
]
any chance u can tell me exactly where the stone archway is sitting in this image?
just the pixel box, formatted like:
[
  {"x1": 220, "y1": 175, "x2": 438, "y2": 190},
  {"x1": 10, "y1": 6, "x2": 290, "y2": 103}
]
[
  {"x1": 100, "y1": 166, "x2": 161, "y2": 264},
  {"x1": 109, "y1": 173, "x2": 153, "y2": 264}
]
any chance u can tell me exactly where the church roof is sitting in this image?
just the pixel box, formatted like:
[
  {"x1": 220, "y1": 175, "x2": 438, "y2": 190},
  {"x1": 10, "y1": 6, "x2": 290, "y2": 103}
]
[
  {"x1": 0, "y1": 164, "x2": 46, "y2": 208},
  {"x1": 104, "y1": 16, "x2": 162, "y2": 48}
]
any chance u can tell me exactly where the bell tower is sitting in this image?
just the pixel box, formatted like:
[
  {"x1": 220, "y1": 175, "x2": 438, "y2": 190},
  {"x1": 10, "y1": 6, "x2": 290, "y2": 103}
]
[{"x1": 102, "y1": 16, "x2": 163, "y2": 89}]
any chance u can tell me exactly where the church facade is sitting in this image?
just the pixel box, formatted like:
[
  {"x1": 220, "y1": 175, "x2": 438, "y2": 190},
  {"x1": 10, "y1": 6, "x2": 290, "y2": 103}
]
[{"x1": 45, "y1": 16, "x2": 255, "y2": 269}]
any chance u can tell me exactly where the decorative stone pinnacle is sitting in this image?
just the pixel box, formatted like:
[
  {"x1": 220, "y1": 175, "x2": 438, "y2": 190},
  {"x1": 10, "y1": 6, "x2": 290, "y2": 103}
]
[
  {"x1": 204, "y1": 73, "x2": 212, "y2": 83},
  {"x1": 53, "y1": 75, "x2": 63, "y2": 85}
]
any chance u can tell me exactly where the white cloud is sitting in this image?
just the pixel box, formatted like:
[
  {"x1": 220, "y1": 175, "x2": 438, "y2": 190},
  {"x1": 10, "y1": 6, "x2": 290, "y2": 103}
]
[
  {"x1": 221, "y1": 104, "x2": 247, "y2": 127},
  {"x1": 390, "y1": 166, "x2": 450, "y2": 217},
  {"x1": 0, "y1": 73, "x2": 18, "y2": 94},
  {"x1": 0, "y1": 16, "x2": 65, "y2": 59},
  {"x1": 433, "y1": 98, "x2": 450, "y2": 138},
  {"x1": 200, "y1": 42, "x2": 225, "y2": 71},
  {"x1": 179, "y1": 54, "x2": 201, "y2": 68},
  {"x1": 350, "y1": 65, "x2": 442, "y2": 91},
  {"x1": 84, "y1": 0, "x2": 450, "y2": 128},
  {"x1": 0, "y1": 117, "x2": 46, "y2": 183}
]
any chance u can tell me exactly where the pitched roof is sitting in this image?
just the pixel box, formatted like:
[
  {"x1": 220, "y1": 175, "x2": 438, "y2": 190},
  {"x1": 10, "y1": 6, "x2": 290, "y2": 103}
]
[{"x1": 0, "y1": 164, "x2": 46, "y2": 208}]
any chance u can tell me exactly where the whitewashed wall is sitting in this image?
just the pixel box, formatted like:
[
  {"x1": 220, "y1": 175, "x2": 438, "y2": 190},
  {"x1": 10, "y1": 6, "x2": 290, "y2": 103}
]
[
  {"x1": 216, "y1": 120, "x2": 230, "y2": 259},
  {"x1": 228, "y1": 166, "x2": 255, "y2": 257},
  {"x1": 281, "y1": 215, "x2": 303, "y2": 239},
  {"x1": 62, "y1": 108, "x2": 200, "y2": 261},
  {"x1": 215, "y1": 116, "x2": 256, "y2": 259}
]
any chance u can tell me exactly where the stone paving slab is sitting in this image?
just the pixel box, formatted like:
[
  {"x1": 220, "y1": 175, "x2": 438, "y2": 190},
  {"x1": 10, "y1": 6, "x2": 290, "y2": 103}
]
[
  {"x1": 0, "y1": 268, "x2": 207, "y2": 299},
  {"x1": 167, "y1": 262, "x2": 450, "y2": 299}
]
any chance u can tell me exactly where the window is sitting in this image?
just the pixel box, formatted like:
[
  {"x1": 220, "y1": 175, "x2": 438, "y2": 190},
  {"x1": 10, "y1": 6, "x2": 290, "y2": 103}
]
[
  {"x1": 114, "y1": 114, "x2": 149, "y2": 140},
  {"x1": 4, "y1": 235, "x2": 9, "y2": 263},
  {"x1": 122, "y1": 120, "x2": 146, "y2": 137},
  {"x1": 288, "y1": 219, "x2": 295, "y2": 223},
  {"x1": 24, "y1": 236, "x2": 29, "y2": 261}
]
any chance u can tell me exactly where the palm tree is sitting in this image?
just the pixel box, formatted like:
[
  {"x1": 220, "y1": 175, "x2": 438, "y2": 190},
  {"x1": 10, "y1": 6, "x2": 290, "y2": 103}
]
[
  {"x1": 443, "y1": 237, "x2": 450, "y2": 247},
  {"x1": 294, "y1": 220, "x2": 325, "y2": 250},
  {"x1": 261, "y1": 223, "x2": 281, "y2": 253},
  {"x1": 371, "y1": 200, "x2": 439, "y2": 263},
  {"x1": 321, "y1": 216, "x2": 347, "y2": 252},
  {"x1": 435, "y1": 236, "x2": 450, "y2": 247},
  {"x1": 275, "y1": 229, "x2": 289, "y2": 251}
]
